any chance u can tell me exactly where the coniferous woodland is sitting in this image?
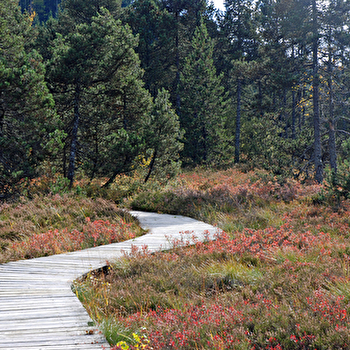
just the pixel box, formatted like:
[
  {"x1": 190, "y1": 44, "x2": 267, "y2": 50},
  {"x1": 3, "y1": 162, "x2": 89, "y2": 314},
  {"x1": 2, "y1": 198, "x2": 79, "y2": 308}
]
[{"x1": 2, "y1": 0, "x2": 350, "y2": 195}]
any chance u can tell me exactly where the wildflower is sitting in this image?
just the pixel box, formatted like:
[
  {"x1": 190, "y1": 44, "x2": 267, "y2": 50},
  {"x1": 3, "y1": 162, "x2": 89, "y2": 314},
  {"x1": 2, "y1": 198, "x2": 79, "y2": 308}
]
[{"x1": 290, "y1": 334, "x2": 298, "y2": 343}]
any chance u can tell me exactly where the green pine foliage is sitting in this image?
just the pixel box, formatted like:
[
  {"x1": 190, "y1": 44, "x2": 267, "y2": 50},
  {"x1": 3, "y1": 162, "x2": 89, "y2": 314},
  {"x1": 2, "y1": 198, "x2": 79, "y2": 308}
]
[
  {"x1": 142, "y1": 88, "x2": 184, "y2": 183},
  {"x1": 46, "y1": 3, "x2": 151, "y2": 185},
  {"x1": 0, "y1": 0, "x2": 57, "y2": 197},
  {"x1": 123, "y1": 0, "x2": 175, "y2": 97},
  {"x1": 180, "y1": 20, "x2": 231, "y2": 166},
  {"x1": 8, "y1": 0, "x2": 350, "y2": 187}
]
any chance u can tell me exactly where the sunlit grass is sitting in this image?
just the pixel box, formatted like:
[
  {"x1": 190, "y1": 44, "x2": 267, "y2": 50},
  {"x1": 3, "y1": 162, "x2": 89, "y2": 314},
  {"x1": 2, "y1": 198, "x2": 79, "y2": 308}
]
[
  {"x1": 0, "y1": 192, "x2": 144, "y2": 263},
  {"x1": 73, "y1": 167, "x2": 350, "y2": 349},
  {"x1": 3, "y1": 167, "x2": 350, "y2": 349}
]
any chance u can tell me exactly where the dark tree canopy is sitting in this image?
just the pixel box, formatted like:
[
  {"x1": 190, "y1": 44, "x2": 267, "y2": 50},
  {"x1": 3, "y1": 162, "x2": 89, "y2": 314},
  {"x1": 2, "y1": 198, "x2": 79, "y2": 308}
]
[
  {"x1": 7, "y1": 0, "x2": 350, "y2": 188},
  {"x1": 0, "y1": 0, "x2": 56, "y2": 196}
]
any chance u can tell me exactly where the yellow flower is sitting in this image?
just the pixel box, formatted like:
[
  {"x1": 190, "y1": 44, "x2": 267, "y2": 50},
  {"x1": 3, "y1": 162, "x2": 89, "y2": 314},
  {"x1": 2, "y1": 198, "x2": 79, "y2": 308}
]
[{"x1": 116, "y1": 341, "x2": 129, "y2": 350}]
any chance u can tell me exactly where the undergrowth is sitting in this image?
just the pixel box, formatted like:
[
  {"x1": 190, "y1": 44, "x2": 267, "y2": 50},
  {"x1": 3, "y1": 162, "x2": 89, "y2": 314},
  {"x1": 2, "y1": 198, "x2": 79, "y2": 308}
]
[
  {"x1": 0, "y1": 192, "x2": 144, "y2": 263},
  {"x1": 128, "y1": 168, "x2": 322, "y2": 232},
  {"x1": 3, "y1": 167, "x2": 350, "y2": 349},
  {"x1": 72, "y1": 167, "x2": 350, "y2": 349}
]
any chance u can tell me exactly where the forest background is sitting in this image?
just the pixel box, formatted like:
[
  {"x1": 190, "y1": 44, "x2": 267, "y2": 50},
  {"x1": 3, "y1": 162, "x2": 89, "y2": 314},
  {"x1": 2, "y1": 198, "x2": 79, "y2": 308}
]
[{"x1": 1, "y1": 0, "x2": 350, "y2": 197}]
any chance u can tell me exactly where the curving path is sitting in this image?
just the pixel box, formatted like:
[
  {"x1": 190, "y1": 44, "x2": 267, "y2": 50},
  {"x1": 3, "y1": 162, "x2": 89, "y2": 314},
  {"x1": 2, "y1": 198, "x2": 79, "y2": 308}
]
[{"x1": 0, "y1": 211, "x2": 220, "y2": 350}]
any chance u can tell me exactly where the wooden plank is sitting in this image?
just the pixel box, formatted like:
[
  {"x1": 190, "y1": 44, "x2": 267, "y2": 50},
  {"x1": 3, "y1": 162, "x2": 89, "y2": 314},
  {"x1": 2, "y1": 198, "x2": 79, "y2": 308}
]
[
  {"x1": 0, "y1": 334, "x2": 107, "y2": 347},
  {"x1": 0, "y1": 318, "x2": 93, "y2": 331},
  {"x1": 0, "y1": 298, "x2": 80, "y2": 311},
  {"x1": 0, "y1": 308, "x2": 89, "y2": 320},
  {"x1": 1, "y1": 345, "x2": 107, "y2": 350},
  {"x1": 0, "y1": 326, "x2": 98, "y2": 336}
]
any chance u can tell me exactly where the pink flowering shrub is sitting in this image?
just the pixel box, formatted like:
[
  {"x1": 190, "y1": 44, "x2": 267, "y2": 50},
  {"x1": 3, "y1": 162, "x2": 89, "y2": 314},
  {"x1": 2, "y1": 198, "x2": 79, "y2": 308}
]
[
  {"x1": 129, "y1": 169, "x2": 323, "y2": 229},
  {"x1": 82, "y1": 210, "x2": 350, "y2": 350},
  {"x1": 9, "y1": 218, "x2": 136, "y2": 260},
  {"x1": 0, "y1": 193, "x2": 141, "y2": 263}
]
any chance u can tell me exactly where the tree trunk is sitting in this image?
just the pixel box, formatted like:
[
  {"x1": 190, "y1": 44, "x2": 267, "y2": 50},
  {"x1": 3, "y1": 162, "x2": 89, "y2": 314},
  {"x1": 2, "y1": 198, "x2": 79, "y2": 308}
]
[
  {"x1": 312, "y1": 0, "x2": 323, "y2": 183},
  {"x1": 234, "y1": 77, "x2": 242, "y2": 164},
  {"x1": 328, "y1": 32, "x2": 337, "y2": 174},
  {"x1": 258, "y1": 79, "x2": 263, "y2": 118},
  {"x1": 67, "y1": 82, "x2": 80, "y2": 188},
  {"x1": 292, "y1": 89, "x2": 296, "y2": 139},
  {"x1": 144, "y1": 149, "x2": 157, "y2": 183},
  {"x1": 283, "y1": 88, "x2": 288, "y2": 138},
  {"x1": 63, "y1": 143, "x2": 67, "y2": 178},
  {"x1": 297, "y1": 88, "x2": 302, "y2": 132},
  {"x1": 201, "y1": 122, "x2": 208, "y2": 163},
  {"x1": 102, "y1": 156, "x2": 129, "y2": 188},
  {"x1": 175, "y1": 10, "x2": 181, "y2": 116},
  {"x1": 90, "y1": 130, "x2": 99, "y2": 181},
  {"x1": 329, "y1": 119, "x2": 337, "y2": 172}
]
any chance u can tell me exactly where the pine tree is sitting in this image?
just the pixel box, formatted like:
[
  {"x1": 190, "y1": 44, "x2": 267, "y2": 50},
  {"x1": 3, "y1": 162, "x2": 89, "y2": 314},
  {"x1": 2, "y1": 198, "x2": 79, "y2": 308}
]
[
  {"x1": 321, "y1": 0, "x2": 350, "y2": 175},
  {"x1": 159, "y1": 0, "x2": 207, "y2": 111},
  {"x1": 180, "y1": 20, "x2": 230, "y2": 165},
  {"x1": 310, "y1": 0, "x2": 323, "y2": 183},
  {"x1": 0, "y1": 0, "x2": 56, "y2": 196},
  {"x1": 124, "y1": 0, "x2": 174, "y2": 96},
  {"x1": 46, "y1": 2, "x2": 151, "y2": 186},
  {"x1": 218, "y1": 0, "x2": 258, "y2": 163},
  {"x1": 142, "y1": 89, "x2": 183, "y2": 182}
]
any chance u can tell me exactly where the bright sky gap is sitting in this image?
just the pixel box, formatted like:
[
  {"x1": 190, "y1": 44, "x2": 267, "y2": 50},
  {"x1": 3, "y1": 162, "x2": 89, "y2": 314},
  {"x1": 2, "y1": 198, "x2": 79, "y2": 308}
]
[{"x1": 211, "y1": 0, "x2": 225, "y2": 12}]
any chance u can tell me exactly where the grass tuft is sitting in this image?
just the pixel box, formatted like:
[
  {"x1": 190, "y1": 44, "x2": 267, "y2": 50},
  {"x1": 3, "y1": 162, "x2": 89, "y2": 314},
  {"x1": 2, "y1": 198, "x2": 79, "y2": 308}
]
[
  {"x1": 0, "y1": 192, "x2": 144, "y2": 263},
  {"x1": 74, "y1": 167, "x2": 350, "y2": 349}
]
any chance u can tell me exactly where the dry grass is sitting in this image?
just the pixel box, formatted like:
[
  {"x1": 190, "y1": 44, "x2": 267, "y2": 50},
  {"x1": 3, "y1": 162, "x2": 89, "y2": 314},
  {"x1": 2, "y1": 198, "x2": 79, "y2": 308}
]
[
  {"x1": 0, "y1": 193, "x2": 144, "y2": 263},
  {"x1": 74, "y1": 167, "x2": 350, "y2": 349}
]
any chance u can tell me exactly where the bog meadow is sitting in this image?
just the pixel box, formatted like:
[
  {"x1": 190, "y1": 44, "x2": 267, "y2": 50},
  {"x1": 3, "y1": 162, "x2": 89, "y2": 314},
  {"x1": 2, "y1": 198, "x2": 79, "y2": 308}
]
[
  {"x1": 2, "y1": 167, "x2": 350, "y2": 350},
  {"x1": 3, "y1": 0, "x2": 350, "y2": 349}
]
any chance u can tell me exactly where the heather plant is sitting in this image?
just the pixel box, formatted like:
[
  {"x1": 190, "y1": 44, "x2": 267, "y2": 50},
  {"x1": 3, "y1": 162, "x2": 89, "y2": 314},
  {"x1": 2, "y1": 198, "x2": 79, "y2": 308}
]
[
  {"x1": 74, "y1": 167, "x2": 350, "y2": 350},
  {"x1": 128, "y1": 168, "x2": 322, "y2": 232},
  {"x1": 0, "y1": 192, "x2": 144, "y2": 263},
  {"x1": 76, "y1": 220, "x2": 350, "y2": 349},
  {"x1": 7, "y1": 217, "x2": 139, "y2": 261}
]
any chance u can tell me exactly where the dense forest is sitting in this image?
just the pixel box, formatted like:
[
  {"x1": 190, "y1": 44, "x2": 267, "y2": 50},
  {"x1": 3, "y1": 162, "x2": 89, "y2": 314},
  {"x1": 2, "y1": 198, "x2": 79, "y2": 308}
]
[{"x1": 1, "y1": 0, "x2": 350, "y2": 197}]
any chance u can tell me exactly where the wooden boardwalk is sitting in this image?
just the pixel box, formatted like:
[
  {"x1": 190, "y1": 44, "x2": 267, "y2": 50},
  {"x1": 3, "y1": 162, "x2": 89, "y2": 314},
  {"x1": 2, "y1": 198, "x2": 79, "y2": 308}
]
[{"x1": 0, "y1": 211, "x2": 219, "y2": 350}]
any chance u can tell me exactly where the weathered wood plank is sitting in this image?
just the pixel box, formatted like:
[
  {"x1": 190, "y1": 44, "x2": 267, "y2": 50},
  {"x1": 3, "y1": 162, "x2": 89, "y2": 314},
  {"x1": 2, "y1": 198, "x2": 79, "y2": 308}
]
[
  {"x1": 1, "y1": 345, "x2": 106, "y2": 350},
  {"x1": 0, "y1": 318, "x2": 93, "y2": 331},
  {"x1": 0, "y1": 299, "x2": 80, "y2": 311},
  {"x1": 0, "y1": 334, "x2": 107, "y2": 347}
]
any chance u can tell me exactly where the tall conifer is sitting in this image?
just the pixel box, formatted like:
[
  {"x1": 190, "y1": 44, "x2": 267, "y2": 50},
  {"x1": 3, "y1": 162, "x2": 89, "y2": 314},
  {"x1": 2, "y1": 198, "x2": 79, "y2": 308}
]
[
  {"x1": 0, "y1": 0, "x2": 56, "y2": 196},
  {"x1": 180, "y1": 20, "x2": 230, "y2": 165},
  {"x1": 47, "y1": 1, "x2": 151, "y2": 186}
]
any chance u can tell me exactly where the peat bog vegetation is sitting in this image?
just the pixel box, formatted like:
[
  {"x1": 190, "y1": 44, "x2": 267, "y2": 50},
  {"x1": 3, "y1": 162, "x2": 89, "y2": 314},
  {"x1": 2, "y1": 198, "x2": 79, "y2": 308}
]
[
  {"x1": 2, "y1": 168, "x2": 350, "y2": 349},
  {"x1": 0, "y1": 181, "x2": 145, "y2": 263}
]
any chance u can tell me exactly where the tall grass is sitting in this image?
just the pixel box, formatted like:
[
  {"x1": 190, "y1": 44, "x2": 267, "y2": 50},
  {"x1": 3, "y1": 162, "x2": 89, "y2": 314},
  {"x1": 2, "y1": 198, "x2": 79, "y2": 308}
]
[
  {"x1": 0, "y1": 192, "x2": 144, "y2": 263},
  {"x1": 74, "y1": 168, "x2": 350, "y2": 349}
]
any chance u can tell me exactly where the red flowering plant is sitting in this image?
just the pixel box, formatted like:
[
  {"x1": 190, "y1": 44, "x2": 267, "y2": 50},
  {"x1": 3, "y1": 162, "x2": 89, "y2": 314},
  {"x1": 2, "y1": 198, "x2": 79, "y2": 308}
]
[
  {"x1": 9, "y1": 217, "x2": 137, "y2": 260},
  {"x1": 76, "y1": 216, "x2": 350, "y2": 349},
  {"x1": 0, "y1": 192, "x2": 145, "y2": 263},
  {"x1": 76, "y1": 168, "x2": 350, "y2": 349}
]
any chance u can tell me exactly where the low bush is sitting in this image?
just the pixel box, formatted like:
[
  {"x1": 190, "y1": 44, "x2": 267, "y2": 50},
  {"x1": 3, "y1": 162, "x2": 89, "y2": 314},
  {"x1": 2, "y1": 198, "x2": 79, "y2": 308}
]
[
  {"x1": 7, "y1": 217, "x2": 138, "y2": 261},
  {"x1": 74, "y1": 167, "x2": 350, "y2": 350},
  {"x1": 0, "y1": 192, "x2": 144, "y2": 263},
  {"x1": 76, "y1": 221, "x2": 350, "y2": 349}
]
